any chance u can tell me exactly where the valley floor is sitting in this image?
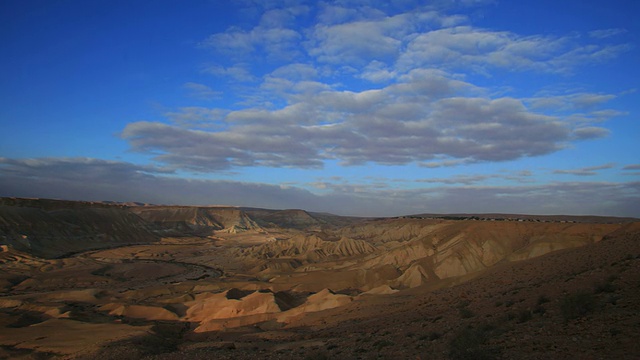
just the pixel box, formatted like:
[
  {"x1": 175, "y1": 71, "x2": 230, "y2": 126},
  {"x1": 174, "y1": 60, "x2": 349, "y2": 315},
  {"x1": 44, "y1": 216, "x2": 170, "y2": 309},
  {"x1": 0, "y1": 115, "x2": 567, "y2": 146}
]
[{"x1": 0, "y1": 201, "x2": 639, "y2": 359}]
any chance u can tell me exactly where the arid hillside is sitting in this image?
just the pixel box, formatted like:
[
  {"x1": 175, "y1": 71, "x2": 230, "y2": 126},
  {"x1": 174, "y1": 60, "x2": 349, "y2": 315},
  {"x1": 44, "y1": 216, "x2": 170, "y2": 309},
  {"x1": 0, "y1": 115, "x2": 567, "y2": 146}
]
[
  {"x1": 0, "y1": 198, "x2": 638, "y2": 359},
  {"x1": 0, "y1": 198, "x2": 158, "y2": 258}
]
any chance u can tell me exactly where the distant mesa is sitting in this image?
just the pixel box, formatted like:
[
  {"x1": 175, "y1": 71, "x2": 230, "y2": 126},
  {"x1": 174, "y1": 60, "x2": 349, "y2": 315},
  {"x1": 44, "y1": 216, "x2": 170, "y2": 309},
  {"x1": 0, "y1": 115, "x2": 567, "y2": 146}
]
[{"x1": 129, "y1": 206, "x2": 262, "y2": 236}]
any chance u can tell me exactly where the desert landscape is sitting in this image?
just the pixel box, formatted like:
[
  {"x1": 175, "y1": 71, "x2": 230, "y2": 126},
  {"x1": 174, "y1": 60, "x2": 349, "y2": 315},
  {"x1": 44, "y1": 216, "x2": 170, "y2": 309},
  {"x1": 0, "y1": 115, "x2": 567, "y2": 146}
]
[
  {"x1": 3, "y1": 0, "x2": 639, "y2": 358},
  {"x1": 0, "y1": 197, "x2": 638, "y2": 359}
]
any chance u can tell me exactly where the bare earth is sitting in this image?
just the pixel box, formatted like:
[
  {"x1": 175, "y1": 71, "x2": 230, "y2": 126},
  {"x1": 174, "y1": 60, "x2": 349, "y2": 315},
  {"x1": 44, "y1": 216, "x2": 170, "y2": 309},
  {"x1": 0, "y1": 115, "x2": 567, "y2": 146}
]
[{"x1": 0, "y1": 198, "x2": 638, "y2": 359}]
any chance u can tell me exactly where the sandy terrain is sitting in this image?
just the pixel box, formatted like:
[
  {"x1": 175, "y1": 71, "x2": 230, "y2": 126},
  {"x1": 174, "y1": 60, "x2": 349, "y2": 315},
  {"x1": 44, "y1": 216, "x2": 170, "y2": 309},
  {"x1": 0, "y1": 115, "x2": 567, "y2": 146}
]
[{"x1": 0, "y1": 198, "x2": 638, "y2": 359}]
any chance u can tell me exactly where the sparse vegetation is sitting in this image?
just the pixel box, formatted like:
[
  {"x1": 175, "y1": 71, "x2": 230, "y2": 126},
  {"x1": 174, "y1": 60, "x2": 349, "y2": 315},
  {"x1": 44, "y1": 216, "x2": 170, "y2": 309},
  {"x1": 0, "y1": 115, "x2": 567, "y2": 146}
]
[
  {"x1": 305, "y1": 351, "x2": 328, "y2": 360},
  {"x1": 594, "y1": 274, "x2": 618, "y2": 294},
  {"x1": 373, "y1": 339, "x2": 395, "y2": 350},
  {"x1": 420, "y1": 331, "x2": 442, "y2": 341},
  {"x1": 2, "y1": 198, "x2": 639, "y2": 359},
  {"x1": 533, "y1": 305, "x2": 546, "y2": 315},
  {"x1": 517, "y1": 309, "x2": 533, "y2": 323},
  {"x1": 458, "y1": 300, "x2": 475, "y2": 319},
  {"x1": 459, "y1": 307, "x2": 475, "y2": 319},
  {"x1": 604, "y1": 294, "x2": 621, "y2": 305},
  {"x1": 448, "y1": 325, "x2": 499, "y2": 360},
  {"x1": 560, "y1": 291, "x2": 597, "y2": 321},
  {"x1": 537, "y1": 295, "x2": 550, "y2": 305}
]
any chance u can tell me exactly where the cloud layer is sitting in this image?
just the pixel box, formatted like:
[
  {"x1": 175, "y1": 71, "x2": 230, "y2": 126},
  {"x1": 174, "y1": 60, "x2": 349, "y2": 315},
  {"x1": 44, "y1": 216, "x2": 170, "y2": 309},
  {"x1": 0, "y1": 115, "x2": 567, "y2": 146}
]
[
  {"x1": 120, "y1": 1, "x2": 626, "y2": 172},
  {"x1": 2, "y1": 1, "x2": 635, "y2": 218},
  {"x1": 1, "y1": 157, "x2": 638, "y2": 217}
]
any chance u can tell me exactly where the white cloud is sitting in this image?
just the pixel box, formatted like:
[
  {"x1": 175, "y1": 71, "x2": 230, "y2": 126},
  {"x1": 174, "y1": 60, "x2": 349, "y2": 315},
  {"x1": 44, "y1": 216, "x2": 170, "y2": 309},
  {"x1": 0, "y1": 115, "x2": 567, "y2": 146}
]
[
  {"x1": 589, "y1": 28, "x2": 627, "y2": 39},
  {"x1": 164, "y1": 107, "x2": 228, "y2": 129},
  {"x1": 204, "y1": 64, "x2": 256, "y2": 82},
  {"x1": 359, "y1": 60, "x2": 398, "y2": 82},
  {"x1": 307, "y1": 18, "x2": 404, "y2": 64},
  {"x1": 553, "y1": 163, "x2": 616, "y2": 176},
  {"x1": 1, "y1": 2, "x2": 636, "y2": 219},
  {"x1": 572, "y1": 126, "x2": 610, "y2": 140},
  {"x1": 1, "y1": 158, "x2": 638, "y2": 217},
  {"x1": 199, "y1": 2, "x2": 631, "y2": 87},
  {"x1": 183, "y1": 82, "x2": 220, "y2": 101},
  {"x1": 419, "y1": 159, "x2": 471, "y2": 168},
  {"x1": 397, "y1": 26, "x2": 629, "y2": 74},
  {"x1": 547, "y1": 43, "x2": 632, "y2": 73},
  {"x1": 416, "y1": 174, "x2": 490, "y2": 185},
  {"x1": 529, "y1": 92, "x2": 617, "y2": 111},
  {"x1": 269, "y1": 63, "x2": 318, "y2": 80},
  {"x1": 116, "y1": 2, "x2": 631, "y2": 211},
  {"x1": 200, "y1": 27, "x2": 301, "y2": 62},
  {"x1": 122, "y1": 63, "x2": 617, "y2": 170},
  {"x1": 316, "y1": 2, "x2": 388, "y2": 25}
]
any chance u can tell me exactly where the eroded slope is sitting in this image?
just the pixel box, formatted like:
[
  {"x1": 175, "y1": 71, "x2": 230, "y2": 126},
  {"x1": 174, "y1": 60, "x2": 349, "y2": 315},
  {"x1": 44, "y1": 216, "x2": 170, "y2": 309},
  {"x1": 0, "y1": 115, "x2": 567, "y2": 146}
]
[{"x1": 0, "y1": 198, "x2": 638, "y2": 359}]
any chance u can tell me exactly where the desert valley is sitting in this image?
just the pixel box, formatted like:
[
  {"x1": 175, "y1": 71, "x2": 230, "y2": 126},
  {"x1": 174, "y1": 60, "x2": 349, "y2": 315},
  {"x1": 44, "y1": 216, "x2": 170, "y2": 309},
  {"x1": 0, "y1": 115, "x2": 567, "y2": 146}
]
[{"x1": 0, "y1": 197, "x2": 639, "y2": 359}]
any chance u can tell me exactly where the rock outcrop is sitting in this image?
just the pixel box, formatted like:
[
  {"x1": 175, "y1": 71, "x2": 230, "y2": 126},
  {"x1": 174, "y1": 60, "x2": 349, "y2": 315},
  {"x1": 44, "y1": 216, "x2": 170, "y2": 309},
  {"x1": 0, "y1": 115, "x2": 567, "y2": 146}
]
[{"x1": 130, "y1": 206, "x2": 261, "y2": 235}]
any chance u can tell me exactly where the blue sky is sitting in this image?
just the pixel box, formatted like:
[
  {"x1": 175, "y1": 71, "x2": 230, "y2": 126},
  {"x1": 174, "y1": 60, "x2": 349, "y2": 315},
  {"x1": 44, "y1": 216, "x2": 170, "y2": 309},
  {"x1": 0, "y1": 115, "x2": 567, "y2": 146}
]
[{"x1": 1, "y1": 0, "x2": 639, "y2": 217}]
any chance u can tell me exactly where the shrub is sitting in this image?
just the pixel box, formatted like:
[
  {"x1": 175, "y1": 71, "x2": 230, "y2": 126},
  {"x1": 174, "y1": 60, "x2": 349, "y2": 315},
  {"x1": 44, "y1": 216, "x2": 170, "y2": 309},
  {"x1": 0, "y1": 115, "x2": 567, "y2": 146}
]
[
  {"x1": 533, "y1": 305, "x2": 546, "y2": 315},
  {"x1": 420, "y1": 331, "x2": 442, "y2": 341},
  {"x1": 305, "y1": 352, "x2": 328, "y2": 360},
  {"x1": 537, "y1": 295, "x2": 550, "y2": 305},
  {"x1": 505, "y1": 312, "x2": 517, "y2": 321},
  {"x1": 460, "y1": 307, "x2": 475, "y2": 319},
  {"x1": 373, "y1": 339, "x2": 395, "y2": 350},
  {"x1": 594, "y1": 275, "x2": 618, "y2": 294},
  {"x1": 560, "y1": 291, "x2": 597, "y2": 321},
  {"x1": 604, "y1": 294, "x2": 621, "y2": 305},
  {"x1": 517, "y1": 309, "x2": 533, "y2": 323},
  {"x1": 449, "y1": 326, "x2": 498, "y2": 360},
  {"x1": 594, "y1": 282, "x2": 616, "y2": 294}
]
